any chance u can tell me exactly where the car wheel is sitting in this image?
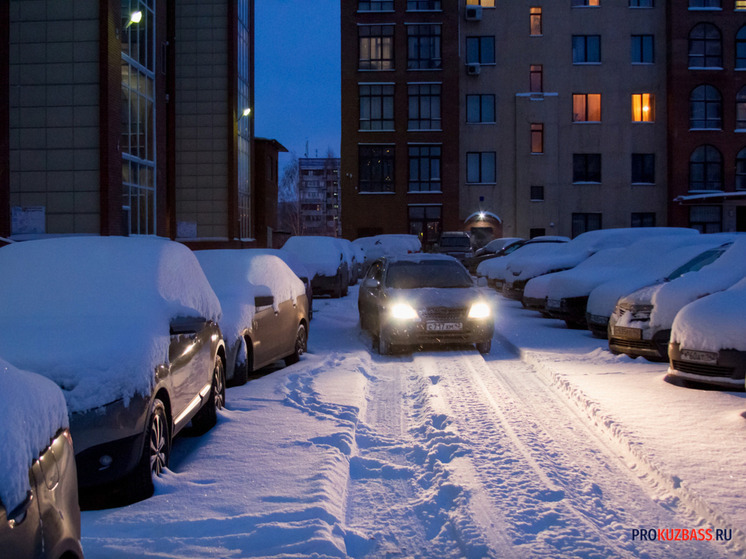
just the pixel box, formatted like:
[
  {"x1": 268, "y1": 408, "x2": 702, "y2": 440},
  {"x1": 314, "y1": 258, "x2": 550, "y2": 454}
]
[
  {"x1": 231, "y1": 337, "x2": 249, "y2": 386},
  {"x1": 126, "y1": 397, "x2": 170, "y2": 501},
  {"x1": 476, "y1": 340, "x2": 492, "y2": 354},
  {"x1": 285, "y1": 323, "x2": 308, "y2": 365},
  {"x1": 192, "y1": 355, "x2": 226, "y2": 434}
]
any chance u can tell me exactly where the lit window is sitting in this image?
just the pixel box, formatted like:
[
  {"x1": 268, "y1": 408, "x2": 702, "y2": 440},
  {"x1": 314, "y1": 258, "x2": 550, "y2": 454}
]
[
  {"x1": 530, "y1": 7, "x2": 542, "y2": 36},
  {"x1": 531, "y1": 123, "x2": 544, "y2": 154},
  {"x1": 572, "y1": 94, "x2": 601, "y2": 122},
  {"x1": 632, "y1": 93, "x2": 655, "y2": 122},
  {"x1": 572, "y1": 0, "x2": 600, "y2": 6},
  {"x1": 359, "y1": 25, "x2": 395, "y2": 70},
  {"x1": 466, "y1": 0, "x2": 495, "y2": 6},
  {"x1": 738, "y1": 0, "x2": 746, "y2": 9},
  {"x1": 530, "y1": 65, "x2": 543, "y2": 92}
]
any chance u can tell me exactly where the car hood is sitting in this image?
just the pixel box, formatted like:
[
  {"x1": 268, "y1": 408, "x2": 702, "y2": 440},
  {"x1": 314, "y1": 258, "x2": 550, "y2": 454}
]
[{"x1": 385, "y1": 287, "x2": 481, "y2": 309}]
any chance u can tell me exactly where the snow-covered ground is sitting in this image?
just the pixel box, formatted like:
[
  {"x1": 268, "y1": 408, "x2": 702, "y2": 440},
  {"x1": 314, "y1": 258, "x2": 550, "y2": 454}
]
[{"x1": 81, "y1": 285, "x2": 746, "y2": 558}]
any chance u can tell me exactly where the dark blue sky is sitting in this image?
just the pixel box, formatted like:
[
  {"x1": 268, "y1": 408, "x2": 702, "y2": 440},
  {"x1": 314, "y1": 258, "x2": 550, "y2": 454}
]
[{"x1": 255, "y1": 0, "x2": 341, "y2": 170}]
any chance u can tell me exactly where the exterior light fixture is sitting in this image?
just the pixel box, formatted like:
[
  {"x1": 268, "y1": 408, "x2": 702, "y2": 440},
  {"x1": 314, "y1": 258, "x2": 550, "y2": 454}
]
[
  {"x1": 238, "y1": 108, "x2": 252, "y2": 121},
  {"x1": 127, "y1": 11, "x2": 143, "y2": 27}
]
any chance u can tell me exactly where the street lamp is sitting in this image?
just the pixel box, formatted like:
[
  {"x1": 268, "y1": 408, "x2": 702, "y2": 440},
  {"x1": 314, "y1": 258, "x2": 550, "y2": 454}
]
[
  {"x1": 126, "y1": 11, "x2": 142, "y2": 27},
  {"x1": 239, "y1": 107, "x2": 251, "y2": 121}
]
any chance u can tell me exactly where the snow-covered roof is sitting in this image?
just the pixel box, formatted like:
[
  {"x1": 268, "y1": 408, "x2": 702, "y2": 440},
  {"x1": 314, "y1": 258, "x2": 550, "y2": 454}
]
[{"x1": 0, "y1": 236, "x2": 221, "y2": 413}]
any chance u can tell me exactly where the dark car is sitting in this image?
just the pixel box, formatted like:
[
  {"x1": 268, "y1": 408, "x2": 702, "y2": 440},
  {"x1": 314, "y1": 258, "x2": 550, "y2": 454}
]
[
  {"x1": 358, "y1": 254, "x2": 495, "y2": 355},
  {"x1": 0, "y1": 237, "x2": 226, "y2": 504},
  {"x1": 195, "y1": 250, "x2": 310, "y2": 386},
  {"x1": 464, "y1": 237, "x2": 524, "y2": 274},
  {"x1": 434, "y1": 231, "x2": 473, "y2": 264},
  {"x1": 0, "y1": 359, "x2": 83, "y2": 558}
]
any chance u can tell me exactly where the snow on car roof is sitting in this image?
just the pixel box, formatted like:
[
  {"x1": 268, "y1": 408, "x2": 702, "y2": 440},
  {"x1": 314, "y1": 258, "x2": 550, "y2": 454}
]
[
  {"x1": 352, "y1": 234, "x2": 422, "y2": 261},
  {"x1": 0, "y1": 236, "x2": 221, "y2": 413},
  {"x1": 248, "y1": 248, "x2": 311, "y2": 280},
  {"x1": 195, "y1": 250, "x2": 305, "y2": 343},
  {"x1": 281, "y1": 236, "x2": 345, "y2": 277}
]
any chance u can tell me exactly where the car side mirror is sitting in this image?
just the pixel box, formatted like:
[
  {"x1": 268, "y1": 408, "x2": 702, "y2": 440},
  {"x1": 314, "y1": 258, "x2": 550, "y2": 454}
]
[
  {"x1": 362, "y1": 278, "x2": 380, "y2": 289},
  {"x1": 255, "y1": 295, "x2": 274, "y2": 307}
]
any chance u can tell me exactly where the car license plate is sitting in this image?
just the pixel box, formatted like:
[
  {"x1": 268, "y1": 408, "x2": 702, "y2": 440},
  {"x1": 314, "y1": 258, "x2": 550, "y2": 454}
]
[
  {"x1": 611, "y1": 326, "x2": 641, "y2": 340},
  {"x1": 426, "y1": 322, "x2": 462, "y2": 332},
  {"x1": 681, "y1": 349, "x2": 718, "y2": 365}
]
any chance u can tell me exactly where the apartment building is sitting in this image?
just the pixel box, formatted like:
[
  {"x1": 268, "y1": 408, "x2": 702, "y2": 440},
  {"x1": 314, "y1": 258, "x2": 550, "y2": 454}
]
[
  {"x1": 341, "y1": 0, "x2": 670, "y2": 242},
  {"x1": 667, "y1": 0, "x2": 746, "y2": 232},
  {"x1": 299, "y1": 157, "x2": 342, "y2": 237},
  {"x1": 2, "y1": 0, "x2": 257, "y2": 245}
]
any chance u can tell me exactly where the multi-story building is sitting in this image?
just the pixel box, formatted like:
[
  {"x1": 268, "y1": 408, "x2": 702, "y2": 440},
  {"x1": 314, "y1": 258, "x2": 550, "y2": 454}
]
[
  {"x1": 299, "y1": 157, "x2": 342, "y2": 237},
  {"x1": 2, "y1": 0, "x2": 259, "y2": 246},
  {"x1": 667, "y1": 0, "x2": 746, "y2": 232},
  {"x1": 341, "y1": 1, "x2": 672, "y2": 242}
]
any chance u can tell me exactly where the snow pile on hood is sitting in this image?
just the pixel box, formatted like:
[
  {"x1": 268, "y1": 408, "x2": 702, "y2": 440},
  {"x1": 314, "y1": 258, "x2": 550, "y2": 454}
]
[
  {"x1": 506, "y1": 227, "x2": 698, "y2": 282},
  {"x1": 650, "y1": 236, "x2": 746, "y2": 331},
  {"x1": 0, "y1": 237, "x2": 221, "y2": 413},
  {"x1": 196, "y1": 250, "x2": 306, "y2": 343},
  {"x1": 247, "y1": 248, "x2": 312, "y2": 281},
  {"x1": 282, "y1": 236, "x2": 345, "y2": 277},
  {"x1": 0, "y1": 358, "x2": 69, "y2": 512},
  {"x1": 671, "y1": 275, "x2": 746, "y2": 353},
  {"x1": 352, "y1": 234, "x2": 422, "y2": 262}
]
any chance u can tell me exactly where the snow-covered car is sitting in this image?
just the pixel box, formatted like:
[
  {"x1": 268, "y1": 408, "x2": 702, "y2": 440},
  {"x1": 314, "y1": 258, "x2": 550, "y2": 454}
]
[
  {"x1": 282, "y1": 236, "x2": 350, "y2": 298},
  {"x1": 358, "y1": 254, "x2": 494, "y2": 355},
  {"x1": 337, "y1": 237, "x2": 361, "y2": 284},
  {"x1": 535, "y1": 235, "x2": 708, "y2": 329},
  {"x1": 0, "y1": 237, "x2": 226, "y2": 502},
  {"x1": 352, "y1": 234, "x2": 422, "y2": 273},
  {"x1": 667, "y1": 275, "x2": 746, "y2": 388},
  {"x1": 476, "y1": 236, "x2": 570, "y2": 290},
  {"x1": 503, "y1": 228, "x2": 697, "y2": 304},
  {"x1": 609, "y1": 237, "x2": 746, "y2": 361},
  {"x1": 0, "y1": 358, "x2": 83, "y2": 559},
  {"x1": 434, "y1": 231, "x2": 472, "y2": 263},
  {"x1": 464, "y1": 237, "x2": 523, "y2": 274},
  {"x1": 195, "y1": 250, "x2": 309, "y2": 386}
]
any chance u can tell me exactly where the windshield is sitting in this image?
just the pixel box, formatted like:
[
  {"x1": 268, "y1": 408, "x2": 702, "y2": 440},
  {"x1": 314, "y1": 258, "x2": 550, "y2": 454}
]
[
  {"x1": 439, "y1": 236, "x2": 471, "y2": 249},
  {"x1": 665, "y1": 245, "x2": 729, "y2": 281},
  {"x1": 386, "y1": 260, "x2": 473, "y2": 289}
]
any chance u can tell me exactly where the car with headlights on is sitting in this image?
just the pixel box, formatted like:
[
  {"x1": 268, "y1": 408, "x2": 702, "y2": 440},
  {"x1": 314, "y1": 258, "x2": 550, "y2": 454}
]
[
  {"x1": 0, "y1": 237, "x2": 226, "y2": 504},
  {"x1": 195, "y1": 250, "x2": 309, "y2": 386},
  {"x1": 0, "y1": 358, "x2": 83, "y2": 558},
  {"x1": 358, "y1": 254, "x2": 494, "y2": 355}
]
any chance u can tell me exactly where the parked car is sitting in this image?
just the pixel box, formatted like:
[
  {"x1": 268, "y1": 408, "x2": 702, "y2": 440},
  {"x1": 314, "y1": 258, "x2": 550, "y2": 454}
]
[
  {"x1": 246, "y1": 248, "x2": 314, "y2": 320},
  {"x1": 434, "y1": 231, "x2": 472, "y2": 263},
  {"x1": 507, "y1": 228, "x2": 697, "y2": 305},
  {"x1": 667, "y1": 275, "x2": 746, "y2": 389},
  {"x1": 337, "y1": 237, "x2": 361, "y2": 284},
  {"x1": 0, "y1": 358, "x2": 83, "y2": 558},
  {"x1": 195, "y1": 250, "x2": 310, "y2": 386},
  {"x1": 0, "y1": 237, "x2": 226, "y2": 503},
  {"x1": 464, "y1": 237, "x2": 523, "y2": 274},
  {"x1": 282, "y1": 236, "x2": 350, "y2": 298},
  {"x1": 358, "y1": 254, "x2": 494, "y2": 355},
  {"x1": 609, "y1": 237, "x2": 746, "y2": 361},
  {"x1": 352, "y1": 234, "x2": 422, "y2": 274}
]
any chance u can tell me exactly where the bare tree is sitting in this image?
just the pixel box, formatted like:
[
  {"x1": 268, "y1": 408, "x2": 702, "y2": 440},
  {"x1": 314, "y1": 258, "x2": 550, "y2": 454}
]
[{"x1": 278, "y1": 155, "x2": 301, "y2": 235}]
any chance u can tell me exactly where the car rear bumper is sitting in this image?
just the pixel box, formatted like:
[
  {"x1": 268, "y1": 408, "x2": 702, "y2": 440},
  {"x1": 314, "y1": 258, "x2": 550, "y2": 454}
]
[{"x1": 668, "y1": 343, "x2": 746, "y2": 388}]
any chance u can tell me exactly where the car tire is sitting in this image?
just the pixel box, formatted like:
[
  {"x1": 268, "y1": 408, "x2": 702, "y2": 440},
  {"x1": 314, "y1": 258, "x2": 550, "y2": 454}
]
[
  {"x1": 476, "y1": 340, "x2": 492, "y2": 354},
  {"x1": 231, "y1": 337, "x2": 249, "y2": 386},
  {"x1": 126, "y1": 397, "x2": 170, "y2": 501},
  {"x1": 192, "y1": 355, "x2": 225, "y2": 434},
  {"x1": 285, "y1": 323, "x2": 308, "y2": 365},
  {"x1": 334, "y1": 275, "x2": 343, "y2": 298}
]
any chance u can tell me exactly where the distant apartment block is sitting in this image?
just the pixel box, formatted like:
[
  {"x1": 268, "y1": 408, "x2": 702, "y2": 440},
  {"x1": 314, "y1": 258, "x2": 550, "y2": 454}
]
[{"x1": 299, "y1": 157, "x2": 342, "y2": 237}]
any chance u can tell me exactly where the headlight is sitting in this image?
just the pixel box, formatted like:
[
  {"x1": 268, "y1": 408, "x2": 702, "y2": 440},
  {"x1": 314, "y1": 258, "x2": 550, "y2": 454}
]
[
  {"x1": 468, "y1": 301, "x2": 491, "y2": 319},
  {"x1": 390, "y1": 302, "x2": 419, "y2": 320}
]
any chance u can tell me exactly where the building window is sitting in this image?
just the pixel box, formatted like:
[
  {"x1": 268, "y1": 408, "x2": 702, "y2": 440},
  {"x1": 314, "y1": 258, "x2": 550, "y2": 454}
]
[
  {"x1": 689, "y1": 206, "x2": 722, "y2": 233},
  {"x1": 359, "y1": 145, "x2": 395, "y2": 192},
  {"x1": 572, "y1": 213, "x2": 602, "y2": 238},
  {"x1": 736, "y1": 148, "x2": 746, "y2": 189},
  {"x1": 572, "y1": 0, "x2": 600, "y2": 6},
  {"x1": 530, "y1": 65, "x2": 543, "y2": 92},
  {"x1": 631, "y1": 153, "x2": 655, "y2": 184},
  {"x1": 466, "y1": 94, "x2": 495, "y2": 123},
  {"x1": 359, "y1": 0, "x2": 394, "y2": 10},
  {"x1": 737, "y1": 1, "x2": 746, "y2": 10},
  {"x1": 359, "y1": 25, "x2": 395, "y2": 70},
  {"x1": 407, "y1": 25, "x2": 442, "y2": 69},
  {"x1": 466, "y1": 152, "x2": 496, "y2": 183},
  {"x1": 629, "y1": 0, "x2": 653, "y2": 6},
  {"x1": 530, "y1": 7, "x2": 542, "y2": 36},
  {"x1": 531, "y1": 124, "x2": 544, "y2": 154},
  {"x1": 409, "y1": 205, "x2": 442, "y2": 246},
  {"x1": 466, "y1": 36, "x2": 496, "y2": 65},
  {"x1": 737, "y1": 27, "x2": 746, "y2": 68},
  {"x1": 632, "y1": 93, "x2": 655, "y2": 122},
  {"x1": 690, "y1": 85, "x2": 722, "y2": 129},
  {"x1": 689, "y1": 145, "x2": 722, "y2": 191},
  {"x1": 689, "y1": 0, "x2": 721, "y2": 7},
  {"x1": 689, "y1": 23, "x2": 722, "y2": 68},
  {"x1": 530, "y1": 185, "x2": 545, "y2": 201},
  {"x1": 359, "y1": 84, "x2": 395, "y2": 130},
  {"x1": 467, "y1": 0, "x2": 495, "y2": 6},
  {"x1": 631, "y1": 213, "x2": 656, "y2": 227},
  {"x1": 573, "y1": 154, "x2": 602, "y2": 183},
  {"x1": 408, "y1": 145, "x2": 442, "y2": 192},
  {"x1": 237, "y1": 0, "x2": 251, "y2": 240},
  {"x1": 407, "y1": 0, "x2": 441, "y2": 10},
  {"x1": 408, "y1": 84, "x2": 442, "y2": 129},
  {"x1": 572, "y1": 35, "x2": 601, "y2": 64},
  {"x1": 631, "y1": 35, "x2": 654, "y2": 63},
  {"x1": 737, "y1": 87, "x2": 746, "y2": 129},
  {"x1": 572, "y1": 94, "x2": 601, "y2": 122},
  {"x1": 529, "y1": 228, "x2": 546, "y2": 238}
]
